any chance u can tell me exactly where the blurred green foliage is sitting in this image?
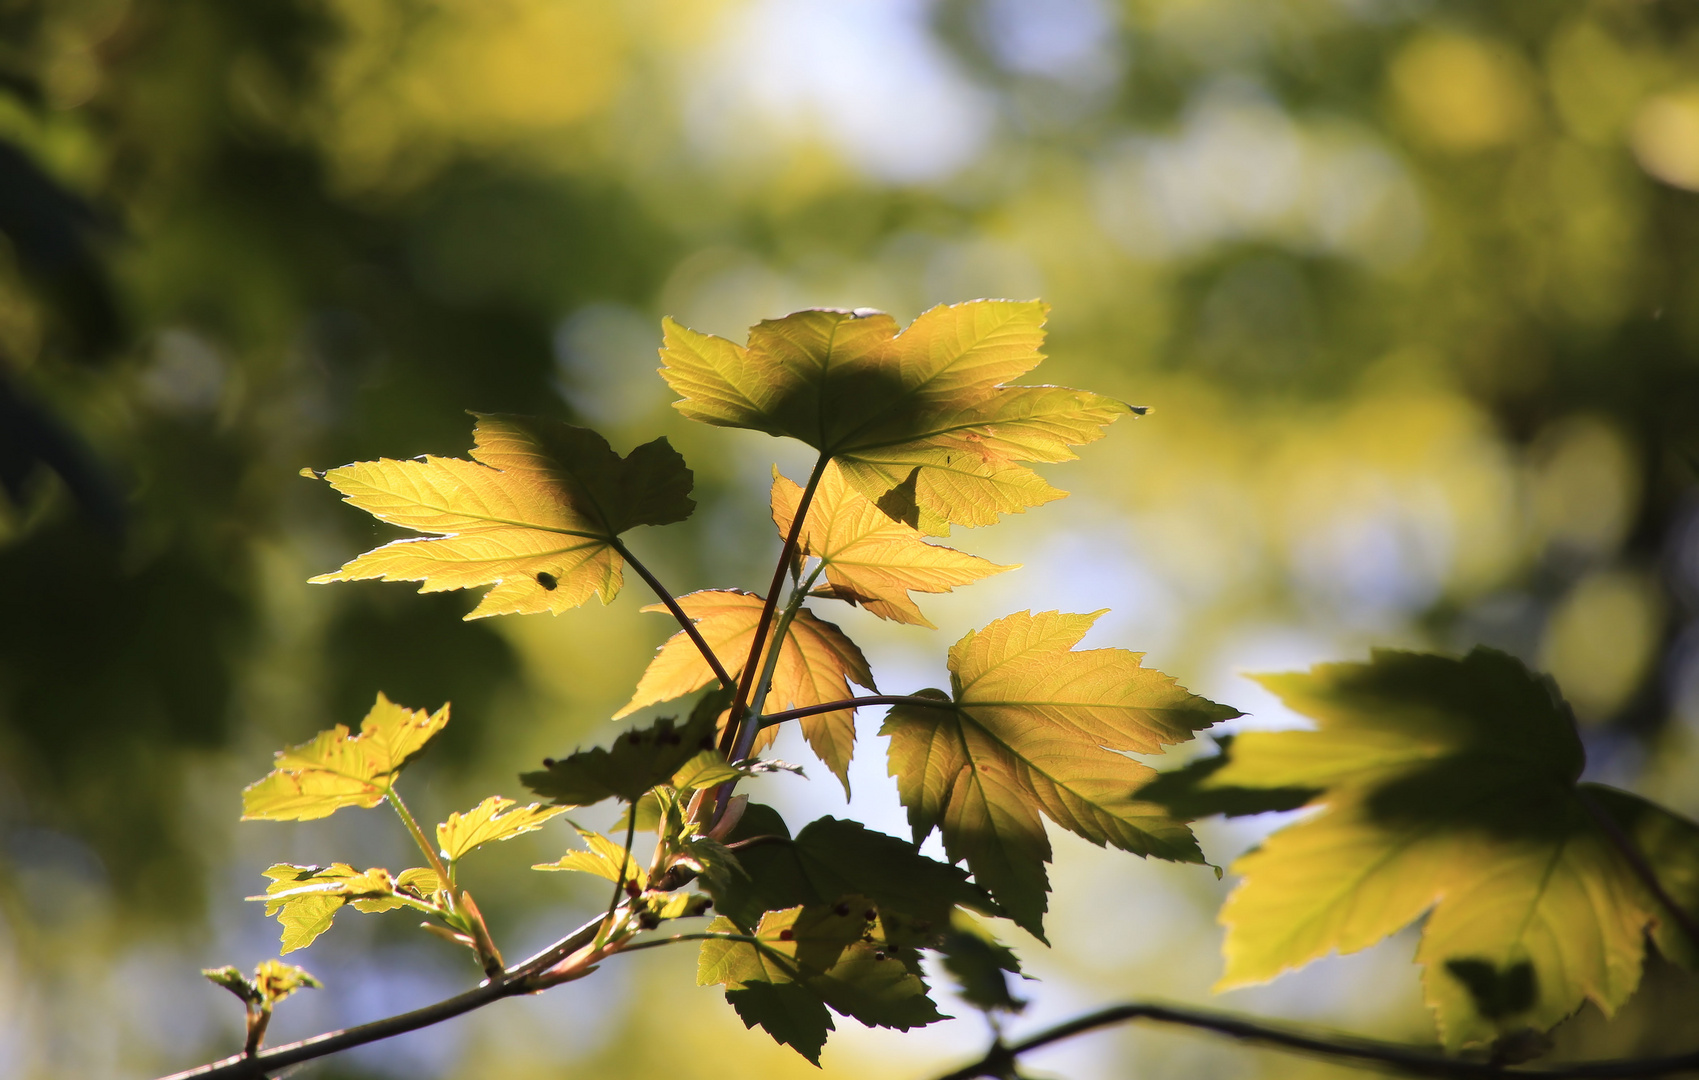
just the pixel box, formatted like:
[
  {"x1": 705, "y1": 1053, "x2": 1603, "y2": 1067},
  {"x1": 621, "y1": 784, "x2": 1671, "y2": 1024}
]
[{"x1": 1, "y1": 0, "x2": 1697, "y2": 1077}]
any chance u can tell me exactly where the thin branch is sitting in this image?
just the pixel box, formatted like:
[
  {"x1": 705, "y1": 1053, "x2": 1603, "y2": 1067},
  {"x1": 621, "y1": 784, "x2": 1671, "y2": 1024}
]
[
  {"x1": 612, "y1": 537, "x2": 735, "y2": 692},
  {"x1": 729, "y1": 559, "x2": 826, "y2": 765},
  {"x1": 1575, "y1": 787, "x2": 1699, "y2": 952},
  {"x1": 933, "y1": 1002, "x2": 1699, "y2": 1080},
  {"x1": 158, "y1": 915, "x2": 606, "y2": 1080},
  {"x1": 757, "y1": 694, "x2": 956, "y2": 728},
  {"x1": 593, "y1": 809, "x2": 640, "y2": 950},
  {"x1": 719, "y1": 452, "x2": 830, "y2": 758},
  {"x1": 616, "y1": 931, "x2": 765, "y2": 954}
]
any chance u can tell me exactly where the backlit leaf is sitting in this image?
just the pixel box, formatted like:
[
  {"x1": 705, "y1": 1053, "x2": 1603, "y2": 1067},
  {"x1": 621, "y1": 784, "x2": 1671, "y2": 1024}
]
[
  {"x1": 1204, "y1": 648, "x2": 1699, "y2": 1048},
  {"x1": 661, "y1": 301, "x2": 1133, "y2": 534},
  {"x1": 242, "y1": 694, "x2": 448, "y2": 821},
  {"x1": 726, "y1": 982, "x2": 833, "y2": 1065},
  {"x1": 248, "y1": 864, "x2": 399, "y2": 952},
  {"x1": 671, "y1": 749, "x2": 745, "y2": 791},
  {"x1": 521, "y1": 706, "x2": 719, "y2": 806},
  {"x1": 938, "y1": 912, "x2": 1026, "y2": 1014},
  {"x1": 882, "y1": 610, "x2": 1236, "y2": 936},
  {"x1": 309, "y1": 414, "x2": 693, "y2": 619},
  {"x1": 698, "y1": 905, "x2": 944, "y2": 1036},
  {"x1": 202, "y1": 965, "x2": 262, "y2": 1006},
  {"x1": 771, "y1": 463, "x2": 1011, "y2": 628},
  {"x1": 437, "y1": 796, "x2": 567, "y2": 862},
  {"x1": 618, "y1": 590, "x2": 876, "y2": 792},
  {"x1": 533, "y1": 827, "x2": 649, "y2": 890}
]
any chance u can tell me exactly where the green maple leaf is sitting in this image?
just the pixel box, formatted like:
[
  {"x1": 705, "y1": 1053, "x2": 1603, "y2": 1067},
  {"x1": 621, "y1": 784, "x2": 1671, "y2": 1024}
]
[
  {"x1": 617, "y1": 589, "x2": 876, "y2": 792},
  {"x1": 242, "y1": 694, "x2": 448, "y2": 821},
  {"x1": 520, "y1": 704, "x2": 719, "y2": 806},
  {"x1": 725, "y1": 982, "x2": 833, "y2": 1065},
  {"x1": 308, "y1": 414, "x2": 693, "y2": 618},
  {"x1": 882, "y1": 610, "x2": 1238, "y2": 937},
  {"x1": 436, "y1": 796, "x2": 567, "y2": 862},
  {"x1": 1199, "y1": 647, "x2": 1699, "y2": 1049},
  {"x1": 248, "y1": 864, "x2": 401, "y2": 952},
  {"x1": 660, "y1": 301, "x2": 1133, "y2": 535},
  {"x1": 698, "y1": 903, "x2": 944, "y2": 1053},
  {"x1": 771, "y1": 463, "x2": 1012, "y2": 628},
  {"x1": 713, "y1": 806, "x2": 994, "y2": 933}
]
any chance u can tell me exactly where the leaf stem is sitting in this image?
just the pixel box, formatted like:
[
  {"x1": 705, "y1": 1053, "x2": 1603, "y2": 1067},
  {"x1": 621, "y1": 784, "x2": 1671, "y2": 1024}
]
[
  {"x1": 757, "y1": 694, "x2": 955, "y2": 728},
  {"x1": 932, "y1": 1001, "x2": 1699, "y2": 1080},
  {"x1": 387, "y1": 785, "x2": 501, "y2": 975},
  {"x1": 720, "y1": 453, "x2": 830, "y2": 758},
  {"x1": 731, "y1": 560, "x2": 826, "y2": 764},
  {"x1": 612, "y1": 536, "x2": 736, "y2": 692},
  {"x1": 385, "y1": 785, "x2": 451, "y2": 888},
  {"x1": 593, "y1": 809, "x2": 641, "y2": 950},
  {"x1": 617, "y1": 931, "x2": 765, "y2": 954}
]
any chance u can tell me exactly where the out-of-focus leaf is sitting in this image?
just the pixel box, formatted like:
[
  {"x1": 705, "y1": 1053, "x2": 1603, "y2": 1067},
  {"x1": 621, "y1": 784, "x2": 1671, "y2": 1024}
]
[
  {"x1": 521, "y1": 707, "x2": 718, "y2": 806},
  {"x1": 309, "y1": 414, "x2": 694, "y2": 619},
  {"x1": 698, "y1": 905, "x2": 945, "y2": 1035},
  {"x1": 533, "y1": 827, "x2": 649, "y2": 890},
  {"x1": 252, "y1": 959, "x2": 322, "y2": 1004},
  {"x1": 241, "y1": 694, "x2": 448, "y2": 821},
  {"x1": 938, "y1": 911, "x2": 1026, "y2": 1013},
  {"x1": 661, "y1": 301, "x2": 1133, "y2": 534},
  {"x1": 712, "y1": 812, "x2": 992, "y2": 932},
  {"x1": 726, "y1": 982, "x2": 833, "y2": 1065},
  {"x1": 1210, "y1": 648, "x2": 1699, "y2": 1048},
  {"x1": 771, "y1": 463, "x2": 1010, "y2": 628},
  {"x1": 1136, "y1": 735, "x2": 1321, "y2": 819},
  {"x1": 247, "y1": 864, "x2": 400, "y2": 952},
  {"x1": 437, "y1": 796, "x2": 567, "y2": 861},
  {"x1": 883, "y1": 610, "x2": 1235, "y2": 936},
  {"x1": 619, "y1": 589, "x2": 876, "y2": 792}
]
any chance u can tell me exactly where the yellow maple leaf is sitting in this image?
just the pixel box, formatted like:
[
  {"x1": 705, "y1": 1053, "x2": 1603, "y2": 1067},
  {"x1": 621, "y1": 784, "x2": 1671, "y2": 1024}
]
[
  {"x1": 771, "y1": 463, "x2": 1012, "y2": 628},
  {"x1": 242, "y1": 694, "x2": 449, "y2": 822},
  {"x1": 660, "y1": 301, "x2": 1133, "y2": 535},
  {"x1": 308, "y1": 414, "x2": 694, "y2": 618}
]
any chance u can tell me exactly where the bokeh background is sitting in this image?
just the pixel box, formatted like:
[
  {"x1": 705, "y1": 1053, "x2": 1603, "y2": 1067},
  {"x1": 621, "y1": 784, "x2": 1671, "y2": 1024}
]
[{"x1": 3, "y1": 1, "x2": 1698, "y2": 1077}]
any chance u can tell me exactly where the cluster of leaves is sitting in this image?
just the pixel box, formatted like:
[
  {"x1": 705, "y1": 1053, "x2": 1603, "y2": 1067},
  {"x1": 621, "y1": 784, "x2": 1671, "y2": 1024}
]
[{"x1": 198, "y1": 301, "x2": 1699, "y2": 1072}]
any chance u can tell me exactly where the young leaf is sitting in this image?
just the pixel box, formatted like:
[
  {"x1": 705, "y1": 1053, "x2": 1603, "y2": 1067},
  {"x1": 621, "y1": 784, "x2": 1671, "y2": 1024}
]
[
  {"x1": 726, "y1": 982, "x2": 834, "y2": 1065},
  {"x1": 437, "y1": 796, "x2": 568, "y2": 862},
  {"x1": 533, "y1": 827, "x2": 649, "y2": 890},
  {"x1": 252, "y1": 959, "x2": 323, "y2": 1005},
  {"x1": 618, "y1": 589, "x2": 876, "y2": 791},
  {"x1": 670, "y1": 749, "x2": 745, "y2": 791},
  {"x1": 248, "y1": 864, "x2": 400, "y2": 952},
  {"x1": 661, "y1": 301, "x2": 1133, "y2": 534},
  {"x1": 698, "y1": 905, "x2": 945, "y2": 1035},
  {"x1": 1205, "y1": 648, "x2": 1699, "y2": 1049},
  {"x1": 520, "y1": 707, "x2": 718, "y2": 806},
  {"x1": 713, "y1": 810, "x2": 994, "y2": 932},
  {"x1": 202, "y1": 965, "x2": 263, "y2": 1006},
  {"x1": 882, "y1": 610, "x2": 1237, "y2": 936},
  {"x1": 771, "y1": 463, "x2": 1011, "y2": 628},
  {"x1": 308, "y1": 414, "x2": 694, "y2": 619},
  {"x1": 242, "y1": 694, "x2": 448, "y2": 822}
]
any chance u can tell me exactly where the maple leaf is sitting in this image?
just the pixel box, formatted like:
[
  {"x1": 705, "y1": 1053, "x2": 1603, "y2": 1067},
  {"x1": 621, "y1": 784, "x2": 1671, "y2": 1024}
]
[
  {"x1": 882, "y1": 610, "x2": 1238, "y2": 936},
  {"x1": 617, "y1": 590, "x2": 876, "y2": 792},
  {"x1": 248, "y1": 864, "x2": 401, "y2": 952},
  {"x1": 698, "y1": 902, "x2": 944, "y2": 1056},
  {"x1": 771, "y1": 463, "x2": 1012, "y2": 628},
  {"x1": 532, "y1": 826, "x2": 649, "y2": 889},
  {"x1": 660, "y1": 301, "x2": 1133, "y2": 534},
  {"x1": 1191, "y1": 648, "x2": 1699, "y2": 1049},
  {"x1": 712, "y1": 805, "x2": 994, "y2": 932},
  {"x1": 436, "y1": 796, "x2": 567, "y2": 862},
  {"x1": 242, "y1": 694, "x2": 448, "y2": 821},
  {"x1": 309, "y1": 414, "x2": 694, "y2": 619},
  {"x1": 520, "y1": 702, "x2": 720, "y2": 806}
]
